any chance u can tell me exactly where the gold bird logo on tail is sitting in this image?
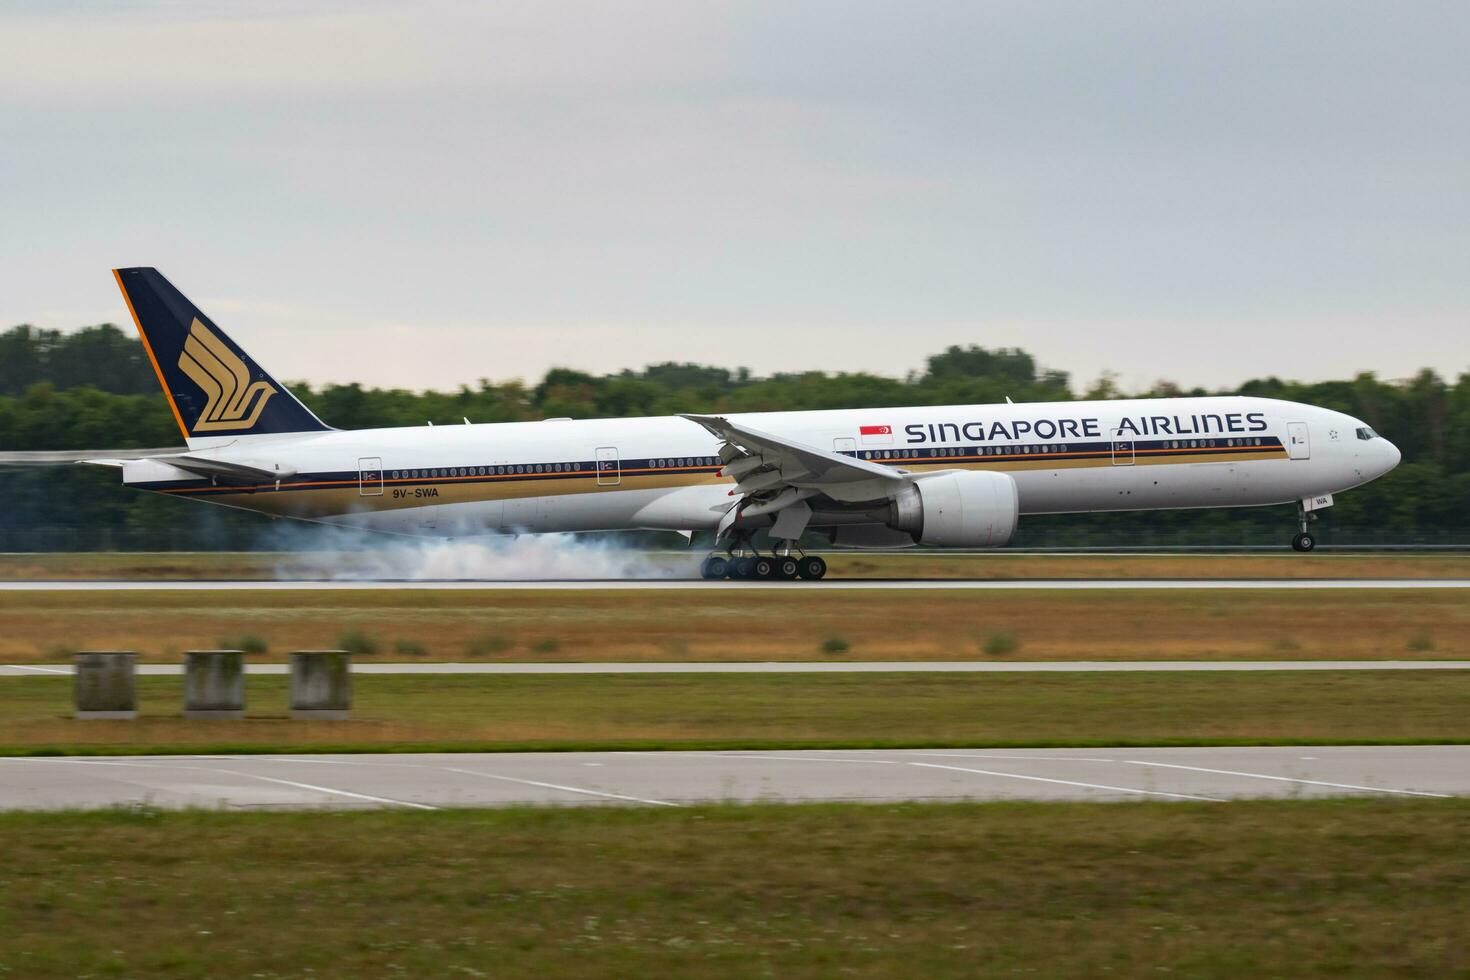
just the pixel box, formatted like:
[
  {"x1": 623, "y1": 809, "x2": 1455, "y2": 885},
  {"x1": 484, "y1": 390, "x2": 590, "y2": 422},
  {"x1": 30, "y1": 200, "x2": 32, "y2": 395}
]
[{"x1": 176, "y1": 319, "x2": 277, "y2": 432}]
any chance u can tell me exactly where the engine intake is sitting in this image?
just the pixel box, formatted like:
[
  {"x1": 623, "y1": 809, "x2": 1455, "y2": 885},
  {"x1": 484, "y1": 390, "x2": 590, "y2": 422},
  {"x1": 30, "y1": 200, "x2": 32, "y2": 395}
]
[{"x1": 889, "y1": 470, "x2": 1018, "y2": 547}]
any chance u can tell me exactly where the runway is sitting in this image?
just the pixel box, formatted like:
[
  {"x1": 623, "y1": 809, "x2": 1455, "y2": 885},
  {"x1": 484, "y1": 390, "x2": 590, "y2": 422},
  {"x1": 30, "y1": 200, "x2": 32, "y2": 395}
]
[
  {"x1": 4, "y1": 659, "x2": 1469, "y2": 677},
  {"x1": 0, "y1": 745, "x2": 1462, "y2": 810},
  {"x1": 0, "y1": 578, "x2": 1465, "y2": 591}
]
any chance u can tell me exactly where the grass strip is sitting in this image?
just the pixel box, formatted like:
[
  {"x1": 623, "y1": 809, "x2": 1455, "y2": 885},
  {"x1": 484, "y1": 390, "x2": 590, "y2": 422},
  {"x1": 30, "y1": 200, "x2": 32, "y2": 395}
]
[
  {"x1": 3, "y1": 585, "x2": 1466, "y2": 662},
  {"x1": 3, "y1": 670, "x2": 1469, "y2": 755},
  {"x1": 2, "y1": 799, "x2": 1468, "y2": 978}
]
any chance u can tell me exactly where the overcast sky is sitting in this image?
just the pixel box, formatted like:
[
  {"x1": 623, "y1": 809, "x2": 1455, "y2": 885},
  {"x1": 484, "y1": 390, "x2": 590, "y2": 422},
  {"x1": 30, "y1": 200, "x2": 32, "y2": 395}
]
[{"x1": 1, "y1": 0, "x2": 1466, "y2": 393}]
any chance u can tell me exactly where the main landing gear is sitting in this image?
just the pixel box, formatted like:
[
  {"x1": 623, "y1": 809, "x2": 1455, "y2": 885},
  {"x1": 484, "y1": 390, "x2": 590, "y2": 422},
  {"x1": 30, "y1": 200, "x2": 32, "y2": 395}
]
[{"x1": 699, "y1": 539, "x2": 827, "y2": 581}]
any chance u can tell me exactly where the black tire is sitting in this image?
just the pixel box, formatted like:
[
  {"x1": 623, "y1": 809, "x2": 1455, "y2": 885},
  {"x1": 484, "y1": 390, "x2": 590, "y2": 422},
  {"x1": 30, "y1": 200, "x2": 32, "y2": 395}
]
[
  {"x1": 701, "y1": 556, "x2": 730, "y2": 580},
  {"x1": 775, "y1": 557, "x2": 799, "y2": 580},
  {"x1": 797, "y1": 556, "x2": 828, "y2": 580},
  {"x1": 752, "y1": 557, "x2": 776, "y2": 579},
  {"x1": 1291, "y1": 532, "x2": 1316, "y2": 553},
  {"x1": 732, "y1": 557, "x2": 756, "y2": 579}
]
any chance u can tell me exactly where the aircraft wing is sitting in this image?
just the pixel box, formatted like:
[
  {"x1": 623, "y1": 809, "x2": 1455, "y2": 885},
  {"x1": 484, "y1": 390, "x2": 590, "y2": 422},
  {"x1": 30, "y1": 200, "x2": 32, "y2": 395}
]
[{"x1": 680, "y1": 413, "x2": 905, "y2": 535}]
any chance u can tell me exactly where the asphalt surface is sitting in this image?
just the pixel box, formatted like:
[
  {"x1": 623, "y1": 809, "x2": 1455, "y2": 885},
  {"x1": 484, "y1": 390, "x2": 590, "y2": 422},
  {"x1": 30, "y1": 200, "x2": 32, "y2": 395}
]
[
  {"x1": 5, "y1": 660, "x2": 1469, "y2": 677},
  {"x1": 0, "y1": 746, "x2": 1462, "y2": 810},
  {"x1": 0, "y1": 578, "x2": 1465, "y2": 591}
]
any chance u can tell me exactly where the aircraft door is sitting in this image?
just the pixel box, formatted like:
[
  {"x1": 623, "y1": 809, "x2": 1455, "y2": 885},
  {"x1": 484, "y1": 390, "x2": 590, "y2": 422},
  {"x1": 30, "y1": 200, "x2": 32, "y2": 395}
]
[
  {"x1": 595, "y1": 446, "x2": 620, "y2": 486},
  {"x1": 1109, "y1": 429, "x2": 1135, "y2": 465},
  {"x1": 358, "y1": 456, "x2": 384, "y2": 496},
  {"x1": 1287, "y1": 422, "x2": 1311, "y2": 460},
  {"x1": 833, "y1": 437, "x2": 856, "y2": 455}
]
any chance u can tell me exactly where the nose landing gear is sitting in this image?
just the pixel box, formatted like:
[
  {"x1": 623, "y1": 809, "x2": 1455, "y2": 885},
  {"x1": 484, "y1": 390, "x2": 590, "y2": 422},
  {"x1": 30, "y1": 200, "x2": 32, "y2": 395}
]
[{"x1": 1291, "y1": 501, "x2": 1318, "y2": 552}]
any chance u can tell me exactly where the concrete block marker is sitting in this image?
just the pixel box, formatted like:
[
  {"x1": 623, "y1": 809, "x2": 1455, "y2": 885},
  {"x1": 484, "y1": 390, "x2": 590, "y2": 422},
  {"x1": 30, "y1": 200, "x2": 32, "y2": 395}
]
[
  {"x1": 73, "y1": 652, "x2": 137, "y2": 719},
  {"x1": 183, "y1": 650, "x2": 246, "y2": 719},
  {"x1": 290, "y1": 651, "x2": 351, "y2": 720}
]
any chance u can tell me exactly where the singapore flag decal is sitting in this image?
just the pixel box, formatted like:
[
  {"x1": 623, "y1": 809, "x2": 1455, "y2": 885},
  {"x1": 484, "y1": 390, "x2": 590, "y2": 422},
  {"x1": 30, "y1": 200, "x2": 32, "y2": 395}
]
[{"x1": 859, "y1": 423, "x2": 893, "y2": 446}]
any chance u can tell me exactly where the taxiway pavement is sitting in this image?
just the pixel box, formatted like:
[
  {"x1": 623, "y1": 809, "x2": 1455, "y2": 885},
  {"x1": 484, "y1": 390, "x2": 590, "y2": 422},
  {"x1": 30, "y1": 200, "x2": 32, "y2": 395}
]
[{"x1": 0, "y1": 745, "x2": 1462, "y2": 810}]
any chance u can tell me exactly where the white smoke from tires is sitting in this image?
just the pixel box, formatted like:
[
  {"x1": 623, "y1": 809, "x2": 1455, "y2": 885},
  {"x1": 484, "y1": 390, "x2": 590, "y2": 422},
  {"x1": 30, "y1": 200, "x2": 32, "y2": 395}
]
[{"x1": 265, "y1": 523, "x2": 698, "y2": 581}]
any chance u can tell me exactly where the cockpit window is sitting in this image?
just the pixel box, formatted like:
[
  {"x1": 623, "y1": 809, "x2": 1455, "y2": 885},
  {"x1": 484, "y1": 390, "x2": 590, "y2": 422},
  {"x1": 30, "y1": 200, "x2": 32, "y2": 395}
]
[{"x1": 1356, "y1": 427, "x2": 1378, "y2": 440}]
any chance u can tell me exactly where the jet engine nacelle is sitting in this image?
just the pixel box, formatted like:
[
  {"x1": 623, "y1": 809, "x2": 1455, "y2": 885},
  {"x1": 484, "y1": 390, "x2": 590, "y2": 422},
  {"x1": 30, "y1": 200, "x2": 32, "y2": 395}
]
[{"x1": 888, "y1": 470, "x2": 1019, "y2": 548}]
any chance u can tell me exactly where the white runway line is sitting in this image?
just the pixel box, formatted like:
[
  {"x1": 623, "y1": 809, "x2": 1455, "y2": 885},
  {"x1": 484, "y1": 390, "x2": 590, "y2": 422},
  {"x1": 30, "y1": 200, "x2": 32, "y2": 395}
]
[
  {"x1": 0, "y1": 757, "x2": 196, "y2": 803},
  {"x1": 206, "y1": 769, "x2": 440, "y2": 810},
  {"x1": 248, "y1": 755, "x2": 681, "y2": 808},
  {"x1": 683, "y1": 751, "x2": 1218, "y2": 801},
  {"x1": 435, "y1": 766, "x2": 682, "y2": 807},
  {"x1": 865, "y1": 749, "x2": 1459, "y2": 800},
  {"x1": 905, "y1": 761, "x2": 1223, "y2": 802},
  {"x1": 0, "y1": 756, "x2": 438, "y2": 810},
  {"x1": 0, "y1": 578, "x2": 1465, "y2": 591},
  {"x1": 1118, "y1": 759, "x2": 1452, "y2": 799}
]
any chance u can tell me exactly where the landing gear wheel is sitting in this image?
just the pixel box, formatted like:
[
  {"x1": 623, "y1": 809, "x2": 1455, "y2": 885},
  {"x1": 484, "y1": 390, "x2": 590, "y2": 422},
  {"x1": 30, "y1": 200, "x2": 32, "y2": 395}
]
[
  {"x1": 775, "y1": 557, "x2": 799, "y2": 580},
  {"x1": 751, "y1": 556, "x2": 776, "y2": 579},
  {"x1": 700, "y1": 556, "x2": 730, "y2": 580},
  {"x1": 797, "y1": 556, "x2": 828, "y2": 580},
  {"x1": 732, "y1": 557, "x2": 756, "y2": 579},
  {"x1": 1291, "y1": 532, "x2": 1316, "y2": 553}
]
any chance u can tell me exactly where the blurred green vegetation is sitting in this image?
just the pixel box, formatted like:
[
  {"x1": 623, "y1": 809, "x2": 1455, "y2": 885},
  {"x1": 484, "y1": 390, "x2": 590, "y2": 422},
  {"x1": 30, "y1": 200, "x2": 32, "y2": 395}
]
[{"x1": 1, "y1": 323, "x2": 1466, "y2": 549}]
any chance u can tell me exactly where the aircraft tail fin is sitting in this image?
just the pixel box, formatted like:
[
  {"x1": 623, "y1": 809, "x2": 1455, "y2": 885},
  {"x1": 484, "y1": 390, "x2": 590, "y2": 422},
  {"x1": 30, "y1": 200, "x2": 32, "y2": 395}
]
[{"x1": 112, "y1": 268, "x2": 330, "y2": 442}]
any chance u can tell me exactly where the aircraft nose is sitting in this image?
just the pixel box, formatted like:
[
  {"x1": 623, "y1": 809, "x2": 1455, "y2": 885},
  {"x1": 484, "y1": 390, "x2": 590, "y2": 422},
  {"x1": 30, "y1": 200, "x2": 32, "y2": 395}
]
[{"x1": 1381, "y1": 438, "x2": 1402, "y2": 474}]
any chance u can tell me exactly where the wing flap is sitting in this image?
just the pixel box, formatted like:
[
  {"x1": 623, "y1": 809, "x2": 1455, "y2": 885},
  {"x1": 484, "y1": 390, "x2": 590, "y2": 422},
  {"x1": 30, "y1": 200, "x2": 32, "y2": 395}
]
[
  {"x1": 683, "y1": 414, "x2": 903, "y2": 488},
  {"x1": 682, "y1": 414, "x2": 907, "y2": 527}
]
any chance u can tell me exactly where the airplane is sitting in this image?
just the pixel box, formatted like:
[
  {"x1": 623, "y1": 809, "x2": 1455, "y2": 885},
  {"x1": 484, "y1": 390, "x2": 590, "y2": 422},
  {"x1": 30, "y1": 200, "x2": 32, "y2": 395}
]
[{"x1": 88, "y1": 268, "x2": 1402, "y2": 581}]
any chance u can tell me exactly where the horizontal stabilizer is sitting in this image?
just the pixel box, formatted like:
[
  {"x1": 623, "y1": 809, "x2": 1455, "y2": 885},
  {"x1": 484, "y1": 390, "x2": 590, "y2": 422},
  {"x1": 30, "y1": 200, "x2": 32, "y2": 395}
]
[
  {"x1": 75, "y1": 451, "x2": 294, "y2": 485},
  {"x1": 0, "y1": 448, "x2": 183, "y2": 468}
]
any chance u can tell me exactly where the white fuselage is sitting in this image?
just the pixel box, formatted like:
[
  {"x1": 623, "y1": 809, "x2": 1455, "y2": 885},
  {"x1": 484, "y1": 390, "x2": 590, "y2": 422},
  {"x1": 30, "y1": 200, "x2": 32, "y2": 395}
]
[{"x1": 121, "y1": 395, "x2": 1400, "y2": 540}]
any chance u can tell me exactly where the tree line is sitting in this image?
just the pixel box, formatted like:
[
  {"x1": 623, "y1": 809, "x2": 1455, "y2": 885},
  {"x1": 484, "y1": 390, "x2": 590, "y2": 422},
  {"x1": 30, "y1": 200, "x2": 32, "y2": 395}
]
[{"x1": 1, "y1": 323, "x2": 1465, "y2": 549}]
